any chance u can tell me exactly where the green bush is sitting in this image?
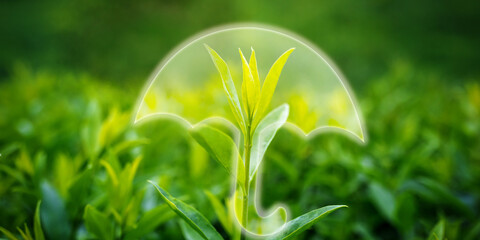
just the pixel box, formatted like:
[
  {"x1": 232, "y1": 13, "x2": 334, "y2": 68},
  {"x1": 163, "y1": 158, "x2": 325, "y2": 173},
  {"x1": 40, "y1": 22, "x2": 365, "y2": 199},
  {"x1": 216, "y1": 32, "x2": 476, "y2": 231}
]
[{"x1": 0, "y1": 60, "x2": 479, "y2": 239}]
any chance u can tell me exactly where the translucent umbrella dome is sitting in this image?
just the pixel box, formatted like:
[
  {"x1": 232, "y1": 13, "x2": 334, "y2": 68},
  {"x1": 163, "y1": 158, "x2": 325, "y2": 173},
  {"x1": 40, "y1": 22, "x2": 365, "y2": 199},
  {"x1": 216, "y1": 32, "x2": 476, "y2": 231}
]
[{"x1": 135, "y1": 24, "x2": 365, "y2": 142}]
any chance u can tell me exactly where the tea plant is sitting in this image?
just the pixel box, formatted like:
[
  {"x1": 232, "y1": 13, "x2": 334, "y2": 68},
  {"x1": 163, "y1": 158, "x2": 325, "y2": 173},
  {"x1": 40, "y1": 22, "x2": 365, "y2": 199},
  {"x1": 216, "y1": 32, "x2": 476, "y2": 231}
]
[
  {"x1": 147, "y1": 46, "x2": 346, "y2": 239},
  {"x1": 0, "y1": 62, "x2": 479, "y2": 239}
]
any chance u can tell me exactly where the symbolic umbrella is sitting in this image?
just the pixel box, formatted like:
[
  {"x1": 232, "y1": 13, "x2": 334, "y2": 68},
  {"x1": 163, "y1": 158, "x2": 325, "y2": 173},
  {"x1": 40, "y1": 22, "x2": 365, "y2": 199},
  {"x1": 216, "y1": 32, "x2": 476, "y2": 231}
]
[{"x1": 135, "y1": 24, "x2": 366, "y2": 237}]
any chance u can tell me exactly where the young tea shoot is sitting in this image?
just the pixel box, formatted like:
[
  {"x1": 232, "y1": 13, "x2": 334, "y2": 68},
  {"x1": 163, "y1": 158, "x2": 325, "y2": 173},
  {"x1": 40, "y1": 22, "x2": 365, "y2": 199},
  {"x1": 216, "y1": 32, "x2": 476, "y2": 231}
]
[{"x1": 149, "y1": 45, "x2": 347, "y2": 239}]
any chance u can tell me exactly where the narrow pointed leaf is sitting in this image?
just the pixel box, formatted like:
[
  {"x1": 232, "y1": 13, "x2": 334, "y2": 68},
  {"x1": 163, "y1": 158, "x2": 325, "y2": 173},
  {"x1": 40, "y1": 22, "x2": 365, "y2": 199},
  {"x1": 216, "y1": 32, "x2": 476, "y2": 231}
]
[
  {"x1": 428, "y1": 219, "x2": 445, "y2": 240},
  {"x1": 253, "y1": 48, "x2": 294, "y2": 129},
  {"x1": 0, "y1": 227, "x2": 19, "y2": 240},
  {"x1": 34, "y1": 201, "x2": 45, "y2": 240},
  {"x1": 239, "y1": 48, "x2": 258, "y2": 117},
  {"x1": 267, "y1": 205, "x2": 347, "y2": 240},
  {"x1": 17, "y1": 225, "x2": 32, "y2": 240},
  {"x1": 205, "y1": 45, "x2": 246, "y2": 133},
  {"x1": 249, "y1": 48, "x2": 260, "y2": 88},
  {"x1": 241, "y1": 75, "x2": 249, "y2": 119},
  {"x1": 148, "y1": 181, "x2": 223, "y2": 240},
  {"x1": 23, "y1": 224, "x2": 33, "y2": 240},
  {"x1": 205, "y1": 191, "x2": 231, "y2": 234},
  {"x1": 189, "y1": 123, "x2": 245, "y2": 189},
  {"x1": 250, "y1": 104, "x2": 289, "y2": 181},
  {"x1": 128, "y1": 155, "x2": 142, "y2": 183},
  {"x1": 100, "y1": 160, "x2": 119, "y2": 187}
]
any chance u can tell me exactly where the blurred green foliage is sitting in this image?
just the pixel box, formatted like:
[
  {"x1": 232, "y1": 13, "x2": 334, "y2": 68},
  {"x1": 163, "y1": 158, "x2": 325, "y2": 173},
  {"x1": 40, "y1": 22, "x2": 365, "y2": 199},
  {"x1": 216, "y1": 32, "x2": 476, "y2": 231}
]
[
  {"x1": 1, "y1": 60, "x2": 479, "y2": 239},
  {"x1": 1, "y1": 0, "x2": 480, "y2": 239},
  {"x1": 1, "y1": 0, "x2": 479, "y2": 86}
]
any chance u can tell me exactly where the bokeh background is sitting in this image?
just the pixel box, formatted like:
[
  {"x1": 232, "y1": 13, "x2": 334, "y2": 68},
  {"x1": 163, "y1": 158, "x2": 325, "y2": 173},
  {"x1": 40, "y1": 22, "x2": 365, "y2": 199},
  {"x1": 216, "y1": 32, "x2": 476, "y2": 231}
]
[{"x1": 1, "y1": 0, "x2": 479, "y2": 239}]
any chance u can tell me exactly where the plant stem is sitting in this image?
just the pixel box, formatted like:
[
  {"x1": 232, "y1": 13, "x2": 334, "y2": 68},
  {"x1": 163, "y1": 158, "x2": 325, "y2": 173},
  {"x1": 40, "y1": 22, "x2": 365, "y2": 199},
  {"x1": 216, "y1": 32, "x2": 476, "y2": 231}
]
[{"x1": 242, "y1": 122, "x2": 252, "y2": 230}]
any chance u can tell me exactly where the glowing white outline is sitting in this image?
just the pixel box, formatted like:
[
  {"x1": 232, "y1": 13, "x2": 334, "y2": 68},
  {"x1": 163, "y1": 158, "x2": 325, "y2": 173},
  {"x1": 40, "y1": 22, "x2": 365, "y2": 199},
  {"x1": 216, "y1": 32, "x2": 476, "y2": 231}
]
[
  {"x1": 132, "y1": 23, "x2": 367, "y2": 144},
  {"x1": 133, "y1": 23, "x2": 368, "y2": 237}
]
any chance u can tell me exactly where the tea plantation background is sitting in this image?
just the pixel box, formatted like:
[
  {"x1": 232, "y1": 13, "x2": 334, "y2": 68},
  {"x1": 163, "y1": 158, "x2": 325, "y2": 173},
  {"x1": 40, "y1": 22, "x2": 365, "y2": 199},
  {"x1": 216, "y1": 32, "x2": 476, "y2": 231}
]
[{"x1": 1, "y1": 0, "x2": 479, "y2": 239}]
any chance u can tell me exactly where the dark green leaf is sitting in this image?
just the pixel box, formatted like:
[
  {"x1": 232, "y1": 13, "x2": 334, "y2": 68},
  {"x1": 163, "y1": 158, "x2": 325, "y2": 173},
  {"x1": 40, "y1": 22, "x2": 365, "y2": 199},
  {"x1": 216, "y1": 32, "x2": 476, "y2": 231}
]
[
  {"x1": 148, "y1": 181, "x2": 223, "y2": 240},
  {"x1": 369, "y1": 182, "x2": 395, "y2": 222},
  {"x1": 267, "y1": 205, "x2": 347, "y2": 240},
  {"x1": 34, "y1": 201, "x2": 45, "y2": 240},
  {"x1": 40, "y1": 181, "x2": 71, "y2": 239},
  {"x1": 428, "y1": 218, "x2": 445, "y2": 240}
]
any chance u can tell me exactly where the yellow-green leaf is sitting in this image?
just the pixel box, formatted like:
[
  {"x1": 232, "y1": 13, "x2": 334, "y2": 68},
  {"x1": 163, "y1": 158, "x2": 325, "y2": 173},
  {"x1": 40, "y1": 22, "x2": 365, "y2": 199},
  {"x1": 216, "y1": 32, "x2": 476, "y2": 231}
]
[
  {"x1": 253, "y1": 48, "x2": 294, "y2": 130},
  {"x1": 100, "y1": 160, "x2": 119, "y2": 187},
  {"x1": 249, "y1": 48, "x2": 260, "y2": 89},
  {"x1": 250, "y1": 104, "x2": 289, "y2": 181},
  {"x1": 0, "y1": 227, "x2": 19, "y2": 240},
  {"x1": 428, "y1": 218, "x2": 445, "y2": 240},
  {"x1": 205, "y1": 45, "x2": 246, "y2": 134},
  {"x1": 148, "y1": 181, "x2": 223, "y2": 240},
  {"x1": 239, "y1": 48, "x2": 259, "y2": 118}
]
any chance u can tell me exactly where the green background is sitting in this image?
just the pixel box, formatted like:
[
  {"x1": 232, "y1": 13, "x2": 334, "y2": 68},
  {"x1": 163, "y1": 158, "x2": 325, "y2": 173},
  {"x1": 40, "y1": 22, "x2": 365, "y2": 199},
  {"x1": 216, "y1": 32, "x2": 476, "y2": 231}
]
[{"x1": 1, "y1": 0, "x2": 479, "y2": 239}]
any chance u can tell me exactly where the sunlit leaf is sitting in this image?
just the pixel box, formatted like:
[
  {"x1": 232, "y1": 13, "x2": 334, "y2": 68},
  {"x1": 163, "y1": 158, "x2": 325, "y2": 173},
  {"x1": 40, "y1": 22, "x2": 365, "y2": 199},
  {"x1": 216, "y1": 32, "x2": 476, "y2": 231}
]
[
  {"x1": 100, "y1": 160, "x2": 119, "y2": 187},
  {"x1": 129, "y1": 155, "x2": 142, "y2": 183},
  {"x1": 267, "y1": 205, "x2": 347, "y2": 240},
  {"x1": 148, "y1": 181, "x2": 223, "y2": 240},
  {"x1": 250, "y1": 104, "x2": 289, "y2": 181},
  {"x1": 239, "y1": 48, "x2": 259, "y2": 118},
  {"x1": 252, "y1": 48, "x2": 294, "y2": 130},
  {"x1": 248, "y1": 48, "x2": 260, "y2": 90},
  {"x1": 205, "y1": 45, "x2": 246, "y2": 134}
]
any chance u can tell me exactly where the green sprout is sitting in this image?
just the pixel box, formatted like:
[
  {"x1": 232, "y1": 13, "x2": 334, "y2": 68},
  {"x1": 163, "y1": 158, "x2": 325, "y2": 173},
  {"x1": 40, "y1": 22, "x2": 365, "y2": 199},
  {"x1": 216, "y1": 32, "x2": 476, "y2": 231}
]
[
  {"x1": 148, "y1": 45, "x2": 347, "y2": 239},
  {"x1": 205, "y1": 45, "x2": 294, "y2": 231}
]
